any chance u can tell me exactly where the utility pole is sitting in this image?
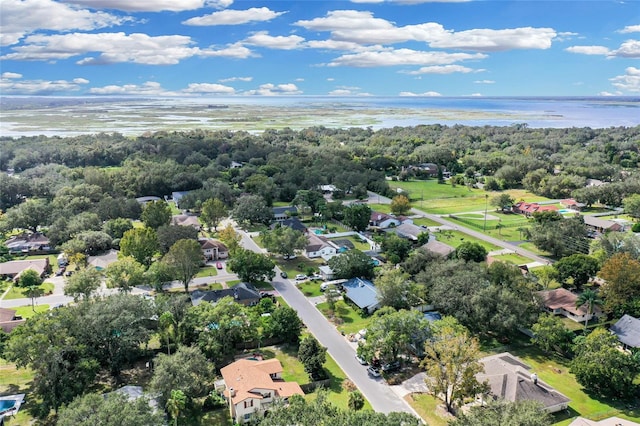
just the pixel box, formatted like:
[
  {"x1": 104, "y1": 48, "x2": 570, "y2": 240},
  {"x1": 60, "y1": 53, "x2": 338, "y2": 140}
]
[{"x1": 483, "y1": 194, "x2": 488, "y2": 231}]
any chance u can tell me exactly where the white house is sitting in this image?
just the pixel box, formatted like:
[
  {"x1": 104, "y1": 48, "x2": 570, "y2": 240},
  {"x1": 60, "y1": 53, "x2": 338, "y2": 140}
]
[
  {"x1": 536, "y1": 288, "x2": 604, "y2": 323},
  {"x1": 369, "y1": 212, "x2": 401, "y2": 229},
  {"x1": 305, "y1": 234, "x2": 338, "y2": 260},
  {"x1": 220, "y1": 358, "x2": 304, "y2": 424}
]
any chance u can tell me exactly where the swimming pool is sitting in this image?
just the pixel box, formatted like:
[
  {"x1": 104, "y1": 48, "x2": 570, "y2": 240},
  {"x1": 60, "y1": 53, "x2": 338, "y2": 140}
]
[
  {"x1": 0, "y1": 399, "x2": 16, "y2": 413},
  {"x1": 558, "y1": 209, "x2": 571, "y2": 213}
]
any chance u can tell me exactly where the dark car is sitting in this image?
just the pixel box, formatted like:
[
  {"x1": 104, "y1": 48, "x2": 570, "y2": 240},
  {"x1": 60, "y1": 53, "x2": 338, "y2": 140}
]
[
  {"x1": 280, "y1": 271, "x2": 288, "y2": 279},
  {"x1": 381, "y1": 361, "x2": 401, "y2": 372},
  {"x1": 367, "y1": 366, "x2": 381, "y2": 377}
]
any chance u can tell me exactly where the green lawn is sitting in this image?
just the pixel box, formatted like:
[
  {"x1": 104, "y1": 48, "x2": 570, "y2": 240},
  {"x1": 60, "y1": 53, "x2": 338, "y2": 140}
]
[
  {"x1": 0, "y1": 359, "x2": 36, "y2": 426},
  {"x1": 519, "y1": 242, "x2": 553, "y2": 257},
  {"x1": 277, "y1": 258, "x2": 323, "y2": 278},
  {"x1": 195, "y1": 266, "x2": 218, "y2": 278},
  {"x1": 406, "y1": 393, "x2": 451, "y2": 426},
  {"x1": 3, "y1": 282, "x2": 55, "y2": 300},
  {"x1": 412, "y1": 217, "x2": 443, "y2": 227},
  {"x1": 316, "y1": 301, "x2": 372, "y2": 335},
  {"x1": 434, "y1": 230, "x2": 501, "y2": 252},
  {"x1": 368, "y1": 203, "x2": 392, "y2": 214},
  {"x1": 390, "y1": 180, "x2": 551, "y2": 215},
  {"x1": 297, "y1": 280, "x2": 324, "y2": 298},
  {"x1": 327, "y1": 235, "x2": 370, "y2": 251},
  {"x1": 491, "y1": 253, "x2": 532, "y2": 265},
  {"x1": 14, "y1": 305, "x2": 50, "y2": 318},
  {"x1": 485, "y1": 341, "x2": 640, "y2": 425}
]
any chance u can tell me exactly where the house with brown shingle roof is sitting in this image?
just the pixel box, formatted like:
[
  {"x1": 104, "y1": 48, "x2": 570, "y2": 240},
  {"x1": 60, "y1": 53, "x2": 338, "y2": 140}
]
[
  {"x1": 199, "y1": 238, "x2": 228, "y2": 261},
  {"x1": 536, "y1": 288, "x2": 604, "y2": 323},
  {"x1": 0, "y1": 258, "x2": 50, "y2": 282},
  {"x1": 220, "y1": 358, "x2": 304, "y2": 424},
  {"x1": 171, "y1": 214, "x2": 201, "y2": 230},
  {"x1": 477, "y1": 352, "x2": 571, "y2": 413},
  {"x1": 0, "y1": 308, "x2": 25, "y2": 333}
]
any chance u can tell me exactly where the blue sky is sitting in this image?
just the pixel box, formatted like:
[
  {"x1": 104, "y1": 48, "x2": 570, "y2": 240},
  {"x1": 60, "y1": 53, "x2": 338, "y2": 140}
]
[{"x1": 1, "y1": 0, "x2": 639, "y2": 97}]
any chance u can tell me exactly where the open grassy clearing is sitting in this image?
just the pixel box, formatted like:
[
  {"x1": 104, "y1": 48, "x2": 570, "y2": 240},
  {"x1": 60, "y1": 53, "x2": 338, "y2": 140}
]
[
  {"x1": 195, "y1": 265, "x2": 218, "y2": 278},
  {"x1": 277, "y1": 258, "x2": 323, "y2": 278},
  {"x1": 411, "y1": 217, "x2": 442, "y2": 227},
  {"x1": 3, "y1": 282, "x2": 55, "y2": 300},
  {"x1": 327, "y1": 235, "x2": 370, "y2": 251},
  {"x1": 297, "y1": 280, "x2": 324, "y2": 298},
  {"x1": 518, "y1": 242, "x2": 553, "y2": 257},
  {"x1": 367, "y1": 203, "x2": 393, "y2": 214},
  {"x1": 316, "y1": 301, "x2": 372, "y2": 335},
  {"x1": 0, "y1": 359, "x2": 36, "y2": 426},
  {"x1": 491, "y1": 253, "x2": 532, "y2": 265},
  {"x1": 406, "y1": 393, "x2": 451, "y2": 426},
  {"x1": 14, "y1": 305, "x2": 50, "y2": 318},
  {"x1": 434, "y1": 230, "x2": 501, "y2": 252}
]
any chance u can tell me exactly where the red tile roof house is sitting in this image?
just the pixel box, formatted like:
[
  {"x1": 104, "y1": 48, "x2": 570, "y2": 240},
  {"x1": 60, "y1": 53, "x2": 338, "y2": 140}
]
[
  {"x1": 220, "y1": 358, "x2": 304, "y2": 424},
  {"x1": 536, "y1": 288, "x2": 605, "y2": 323},
  {"x1": 512, "y1": 202, "x2": 559, "y2": 217}
]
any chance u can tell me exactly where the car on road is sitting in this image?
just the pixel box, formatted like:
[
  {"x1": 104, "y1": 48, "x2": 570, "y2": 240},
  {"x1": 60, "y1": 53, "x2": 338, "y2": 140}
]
[
  {"x1": 295, "y1": 274, "x2": 308, "y2": 281},
  {"x1": 355, "y1": 355, "x2": 367, "y2": 365},
  {"x1": 280, "y1": 271, "x2": 288, "y2": 279},
  {"x1": 367, "y1": 366, "x2": 381, "y2": 377},
  {"x1": 216, "y1": 262, "x2": 223, "y2": 269}
]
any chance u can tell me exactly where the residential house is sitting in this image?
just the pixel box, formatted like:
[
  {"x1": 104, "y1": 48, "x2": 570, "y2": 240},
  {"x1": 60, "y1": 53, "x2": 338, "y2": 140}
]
[
  {"x1": 421, "y1": 240, "x2": 455, "y2": 258},
  {"x1": 477, "y1": 352, "x2": 571, "y2": 413},
  {"x1": 318, "y1": 265, "x2": 335, "y2": 281},
  {"x1": 220, "y1": 358, "x2": 304, "y2": 424},
  {"x1": 135, "y1": 196, "x2": 162, "y2": 205},
  {"x1": 0, "y1": 258, "x2": 50, "y2": 282},
  {"x1": 275, "y1": 217, "x2": 307, "y2": 233},
  {"x1": 272, "y1": 206, "x2": 297, "y2": 222},
  {"x1": 582, "y1": 215, "x2": 624, "y2": 234},
  {"x1": 190, "y1": 282, "x2": 261, "y2": 307},
  {"x1": 610, "y1": 314, "x2": 640, "y2": 351},
  {"x1": 230, "y1": 161, "x2": 243, "y2": 169},
  {"x1": 88, "y1": 249, "x2": 119, "y2": 270},
  {"x1": 305, "y1": 234, "x2": 338, "y2": 260},
  {"x1": 569, "y1": 417, "x2": 640, "y2": 426},
  {"x1": 0, "y1": 308, "x2": 25, "y2": 333},
  {"x1": 536, "y1": 288, "x2": 604, "y2": 323},
  {"x1": 342, "y1": 278, "x2": 380, "y2": 314},
  {"x1": 171, "y1": 214, "x2": 202, "y2": 230},
  {"x1": 392, "y1": 223, "x2": 425, "y2": 241},
  {"x1": 5, "y1": 232, "x2": 51, "y2": 254},
  {"x1": 171, "y1": 191, "x2": 191, "y2": 207},
  {"x1": 105, "y1": 385, "x2": 160, "y2": 413},
  {"x1": 369, "y1": 212, "x2": 401, "y2": 229},
  {"x1": 319, "y1": 184, "x2": 338, "y2": 193},
  {"x1": 585, "y1": 178, "x2": 605, "y2": 187},
  {"x1": 512, "y1": 202, "x2": 559, "y2": 217},
  {"x1": 560, "y1": 199, "x2": 586, "y2": 211},
  {"x1": 199, "y1": 238, "x2": 228, "y2": 261},
  {"x1": 413, "y1": 163, "x2": 442, "y2": 177}
]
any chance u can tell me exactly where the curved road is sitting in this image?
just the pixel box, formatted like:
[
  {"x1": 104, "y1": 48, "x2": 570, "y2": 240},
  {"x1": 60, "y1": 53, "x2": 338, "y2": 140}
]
[
  {"x1": 238, "y1": 230, "x2": 416, "y2": 416},
  {"x1": 368, "y1": 191, "x2": 551, "y2": 265}
]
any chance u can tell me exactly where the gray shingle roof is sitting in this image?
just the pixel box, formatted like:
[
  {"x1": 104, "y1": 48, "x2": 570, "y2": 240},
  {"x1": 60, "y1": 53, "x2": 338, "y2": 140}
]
[{"x1": 610, "y1": 314, "x2": 640, "y2": 348}]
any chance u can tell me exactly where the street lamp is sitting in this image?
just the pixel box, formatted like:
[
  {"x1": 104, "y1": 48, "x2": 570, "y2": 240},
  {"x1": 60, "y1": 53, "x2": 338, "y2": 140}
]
[{"x1": 483, "y1": 194, "x2": 488, "y2": 231}]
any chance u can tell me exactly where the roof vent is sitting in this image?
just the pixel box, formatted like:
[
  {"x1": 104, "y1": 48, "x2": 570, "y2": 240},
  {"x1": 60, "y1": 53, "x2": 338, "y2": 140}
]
[{"x1": 229, "y1": 387, "x2": 236, "y2": 397}]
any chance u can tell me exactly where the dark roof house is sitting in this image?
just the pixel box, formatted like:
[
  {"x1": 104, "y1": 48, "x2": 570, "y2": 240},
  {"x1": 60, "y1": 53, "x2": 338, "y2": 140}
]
[
  {"x1": 610, "y1": 314, "x2": 640, "y2": 351},
  {"x1": 5, "y1": 232, "x2": 51, "y2": 253},
  {"x1": 272, "y1": 206, "x2": 297, "y2": 221},
  {"x1": 421, "y1": 240, "x2": 456, "y2": 257},
  {"x1": 190, "y1": 282, "x2": 261, "y2": 307},
  {"x1": 0, "y1": 258, "x2": 50, "y2": 281},
  {"x1": 477, "y1": 352, "x2": 571, "y2": 413}
]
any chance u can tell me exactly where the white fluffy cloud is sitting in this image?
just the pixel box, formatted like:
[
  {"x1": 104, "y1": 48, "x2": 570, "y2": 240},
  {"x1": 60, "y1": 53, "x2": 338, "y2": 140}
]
[
  {"x1": 565, "y1": 45, "x2": 610, "y2": 55},
  {"x1": 1, "y1": 32, "x2": 199, "y2": 64},
  {"x1": 218, "y1": 76, "x2": 252, "y2": 82},
  {"x1": 402, "y1": 65, "x2": 477, "y2": 74},
  {"x1": 183, "y1": 7, "x2": 285, "y2": 26},
  {"x1": 610, "y1": 67, "x2": 640, "y2": 93},
  {"x1": 89, "y1": 81, "x2": 177, "y2": 95},
  {"x1": 1, "y1": 0, "x2": 128, "y2": 46},
  {"x1": 200, "y1": 43, "x2": 255, "y2": 59},
  {"x1": 64, "y1": 0, "x2": 206, "y2": 12},
  {"x1": 243, "y1": 32, "x2": 304, "y2": 50},
  {"x1": 296, "y1": 10, "x2": 556, "y2": 51},
  {"x1": 244, "y1": 83, "x2": 302, "y2": 95},
  {"x1": 351, "y1": 0, "x2": 469, "y2": 3},
  {"x1": 0, "y1": 75, "x2": 89, "y2": 94},
  {"x1": 183, "y1": 83, "x2": 235, "y2": 94},
  {"x1": 1, "y1": 72, "x2": 23, "y2": 79},
  {"x1": 399, "y1": 91, "x2": 442, "y2": 96},
  {"x1": 328, "y1": 48, "x2": 486, "y2": 67},
  {"x1": 474, "y1": 79, "x2": 495, "y2": 84},
  {"x1": 618, "y1": 25, "x2": 640, "y2": 34}
]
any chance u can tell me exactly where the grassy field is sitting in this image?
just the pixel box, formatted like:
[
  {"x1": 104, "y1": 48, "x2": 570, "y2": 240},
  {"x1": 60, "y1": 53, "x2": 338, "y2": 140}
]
[
  {"x1": 406, "y1": 393, "x2": 451, "y2": 426},
  {"x1": 3, "y1": 282, "x2": 55, "y2": 300},
  {"x1": 297, "y1": 280, "x2": 324, "y2": 298},
  {"x1": 390, "y1": 180, "x2": 550, "y2": 215},
  {"x1": 0, "y1": 359, "x2": 36, "y2": 426},
  {"x1": 491, "y1": 253, "x2": 532, "y2": 265},
  {"x1": 519, "y1": 242, "x2": 552, "y2": 257},
  {"x1": 434, "y1": 230, "x2": 501, "y2": 252},
  {"x1": 367, "y1": 203, "x2": 393, "y2": 214},
  {"x1": 195, "y1": 266, "x2": 218, "y2": 278},
  {"x1": 316, "y1": 301, "x2": 372, "y2": 335},
  {"x1": 14, "y1": 305, "x2": 50, "y2": 318},
  {"x1": 411, "y1": 217, "x2": 443, "y2": 227},
  {"x1": 327, "y1": 235, "x2": 370, "y2": 251},
  {"x1": 277, "y1": 258, "x2": 323, "y2": 278}
]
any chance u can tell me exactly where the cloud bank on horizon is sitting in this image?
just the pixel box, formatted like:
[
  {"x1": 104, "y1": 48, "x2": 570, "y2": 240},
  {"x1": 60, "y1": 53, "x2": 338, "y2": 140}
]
[{"x1": 0, "y1": 0, "x2": 638, "y2": 97}]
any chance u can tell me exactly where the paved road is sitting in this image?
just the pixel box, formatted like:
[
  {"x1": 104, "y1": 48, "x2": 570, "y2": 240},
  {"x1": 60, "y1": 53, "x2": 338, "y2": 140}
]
[
  {"x1": 367, "y1": 191, "x2": 552, "y2": 265},
  {"x1": 238, "y1": 228, "x2": 416, "y2": 416}
]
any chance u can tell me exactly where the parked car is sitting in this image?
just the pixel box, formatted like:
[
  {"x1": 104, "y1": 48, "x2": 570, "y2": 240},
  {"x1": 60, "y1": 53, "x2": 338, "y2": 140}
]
[
  {"x1": 367, "y1": 366, "x2": 381, "y2": 377},
  {"x1": 216, "y1": 262, "x2": 223, "y2": 269},
  {"x1": 381, "y1": 361, "x2": 401, "y2": 372},
  {"x1": 280, "y1": 271, "x2": 288, "y2": 279},
  {"x1": 283, "y1": 254, "x2": 297, "y2": 260},
  {"x1": 311, "y1": 273, "x2": 323, "y2": 280},
  {"x1": 55, "y1": 267, "x2": 66, "y2": 276},
  {"x1": 355, "y1": 355, "x2": 368, "y2": 365},
  {"x1": 295, "y1": 274, "x2": 308, "y2": 281}
]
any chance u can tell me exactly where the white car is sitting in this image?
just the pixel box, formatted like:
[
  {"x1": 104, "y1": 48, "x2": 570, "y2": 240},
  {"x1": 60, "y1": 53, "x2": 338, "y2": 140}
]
[{"x1": 295, "y1": 274, "x2": 308, "y2": 281}]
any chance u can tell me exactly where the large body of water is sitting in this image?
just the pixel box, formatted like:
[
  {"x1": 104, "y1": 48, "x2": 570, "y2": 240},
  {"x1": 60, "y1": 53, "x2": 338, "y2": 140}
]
[{"x1": 1, "y1": 96, "x2": 638, "y2": 137}]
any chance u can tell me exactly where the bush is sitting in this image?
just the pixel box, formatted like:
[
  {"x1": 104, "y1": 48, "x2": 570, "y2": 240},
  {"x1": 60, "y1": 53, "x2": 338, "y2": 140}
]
[{"x1": 632, "y1": 222, "x2": 640, "y2": 233}]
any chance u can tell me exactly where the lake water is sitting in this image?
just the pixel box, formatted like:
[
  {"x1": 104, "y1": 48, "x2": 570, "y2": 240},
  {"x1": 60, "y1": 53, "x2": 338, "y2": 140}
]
[{"x1": 1, "y1": 96, "x2": 638, "y2": 137}]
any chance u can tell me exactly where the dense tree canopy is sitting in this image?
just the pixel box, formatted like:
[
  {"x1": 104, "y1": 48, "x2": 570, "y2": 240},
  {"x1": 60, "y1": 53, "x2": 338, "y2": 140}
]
[
  {"x1": 57, "y1": 392, "x2": 164, "y2": 426},
  {"x1": 328, "y1": 249, "x2": 375, "y2": 280},
  {"x1": 227, "y1": 249, "x2": 276, "y2": 283}
]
